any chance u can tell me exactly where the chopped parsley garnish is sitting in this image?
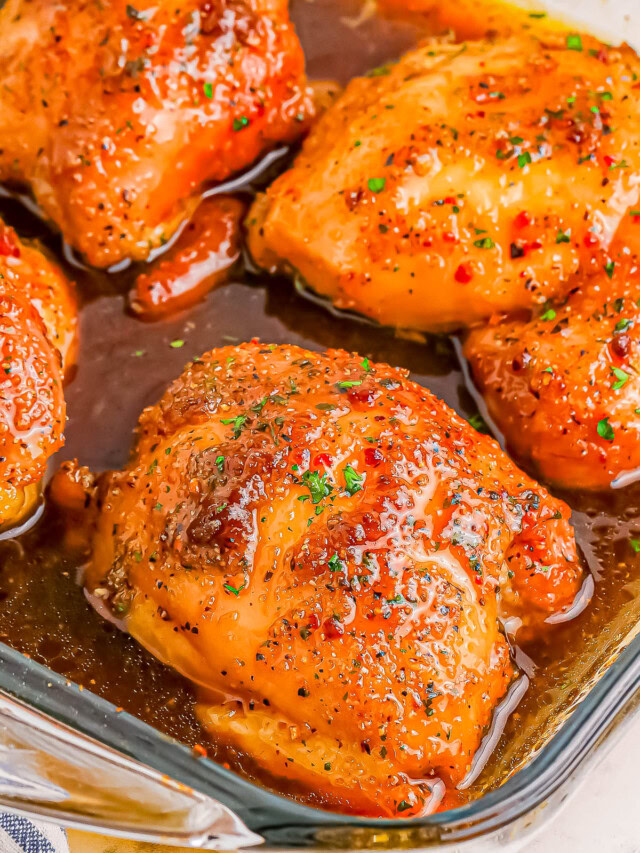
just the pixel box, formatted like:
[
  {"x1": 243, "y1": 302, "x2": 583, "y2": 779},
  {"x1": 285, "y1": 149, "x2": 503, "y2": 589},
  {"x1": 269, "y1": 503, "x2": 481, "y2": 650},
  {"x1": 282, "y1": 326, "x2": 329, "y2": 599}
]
[
  {"x1": 361, "y1": 357, "x2": 371, "y2": 372},
  {"x1": 220, "y1": 414, "x2": 247, "y2": 437},
  {"x1": 328, "y1": 553, "x2": 344, "y2": 572},
  {"x1": 367, "y1": 177, "x2": 386, "y2": 193},
  {"x1": 473, "y1": 237, "x2": 495, "y2": 249},
  {"x1": 169, "y1": 339, "x2": 184, "y2": 348},
  {"x1": 518, "y1": 152, "x2": 532, "y2": 168},
  {"x1": 301, "y1": 470, "x2": 332, "y2": 504},
  {"x1": 604, "y1": 261, "x2": 615, "y2": 279},
  {"x1": 556, "y1": 228, "x2": 571, "y2": 244},
  {"x1": 233, "y1": 116, "x2": 250, "y2": 131},
  {"x1": 566, "y1": 34, "x2": 583, "y2": 51},
  {"x1": 611, "y1": 367, "x2": 629, "y2": 390},
  {"x1": 215, "y1": 454, "x2": 225, "y2": 473},
  {"x1": 203, "y1": 82, "x2": 213, "y2": 99},
  {"x1": 467, "y1": 413, "x2": 490, "y2": 434},
  {"x1": 540, "y1": 307, "x2": 557, "y2": 322},
  {"x1": 615, "y1": 318, "x2": 632, "y2": 332},
  {"x1": 224, "y1": 583, "x2": 245, "y2": 596},
  {"x1": 597, "y1": 417, "x2": 615, "y2": 441},
  {"x1": 366, "y1": 64, "x2": 391, "y2": 77},
  {"x1": 630, "y1": 538, "x2": 640, "y2": 553},
  {"x1": 343, "y1": 464, "x2": 364, "y2": 496},
  {"x1": 337, "y1": 380, "x2": 362, "y2": 389}
]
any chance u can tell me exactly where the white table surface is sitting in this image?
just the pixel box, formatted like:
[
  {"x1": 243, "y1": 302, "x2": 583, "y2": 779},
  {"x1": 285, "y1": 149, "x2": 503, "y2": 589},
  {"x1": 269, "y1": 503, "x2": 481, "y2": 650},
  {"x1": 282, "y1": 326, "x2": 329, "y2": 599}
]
[{"x1": 519, "y1": 714, "x2": 640, "y2": 853}]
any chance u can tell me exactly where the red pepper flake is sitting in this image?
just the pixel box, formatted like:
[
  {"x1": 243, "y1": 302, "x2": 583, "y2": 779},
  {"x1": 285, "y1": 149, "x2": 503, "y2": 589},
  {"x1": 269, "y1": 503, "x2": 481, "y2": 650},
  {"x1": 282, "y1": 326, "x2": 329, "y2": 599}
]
[
  {"x1": 313, "y1": 453, "x2": 332, "y2": 467},
  {"x1": 0, "y1": 232, "x2": 20, "y2": 258},
  {"x1": 323, "y1": 618, "x2": 344, "y2": 639},
  {"x1": 514, "y1": 211, "x2": 532, "y2": 229},
  {"x1": 603, "y1": 155, "x2": 616, "y2": 168},
  {"x1": 443, "y1": 196, "x2": 456, "y2": 204},
  {"x1": 454, "y1": 262, "x2": 474, "y2": 284},
  {"x1": 583, "y1": 232, "x2": 600, "y2": 247},
  {"x1": 364, "y1": 447, "x2": 383, "y2": 467},
  {"x1": 442, "y1": 231, "x2": 458, "y2": 243}
]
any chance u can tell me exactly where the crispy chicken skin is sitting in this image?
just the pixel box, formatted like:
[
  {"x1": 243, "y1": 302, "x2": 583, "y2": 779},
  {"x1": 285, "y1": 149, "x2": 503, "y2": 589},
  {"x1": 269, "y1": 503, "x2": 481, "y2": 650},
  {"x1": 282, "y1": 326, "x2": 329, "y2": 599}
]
[
  {"x1": 0, "y1": 0, "x2": 312, "y2": 268},
  {"x1": 130, "y1": 196, "x2": 244, "y2": 319},
  {"x1": 465, "y1": 261, "x2": 640, "y2": 491},
  {"x1": 0, "y1": 220, "x2": 75, "y2": 528},
  {"x1": 76, "y1": 343, "x2": 582, "y2": 816},
  {"x1": 248, "y1": 35, "x2": 640, "y2": 331}
]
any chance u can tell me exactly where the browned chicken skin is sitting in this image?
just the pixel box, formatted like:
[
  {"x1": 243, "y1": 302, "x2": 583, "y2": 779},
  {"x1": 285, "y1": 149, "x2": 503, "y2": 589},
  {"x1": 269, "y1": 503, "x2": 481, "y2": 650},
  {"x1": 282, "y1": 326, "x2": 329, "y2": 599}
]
[
  {"x1": 0, "y1": 220, "x2": 76, "y2": 528},
  {"x1": 248, "y1": 34, "x2": 640, "y2": 331},
  {"x1": 71, "y1": 343, "x2": 583, "y2": 817},
  {"x1": 0, "y1": 0, "x2": 312, "y2": 267},
  {"x1": 466, "y1": 257, "x2": 640, "y2": 491}
]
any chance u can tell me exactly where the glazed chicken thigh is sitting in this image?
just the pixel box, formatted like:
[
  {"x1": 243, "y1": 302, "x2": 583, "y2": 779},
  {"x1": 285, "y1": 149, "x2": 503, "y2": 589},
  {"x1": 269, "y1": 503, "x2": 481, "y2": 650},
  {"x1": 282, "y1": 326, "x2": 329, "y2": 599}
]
[
  {"x1": 0, "y1": 0, "x2": 312, "y2": 267},
  {"x1": 466, "y1": 261, "x2": 640, "y2": 491},
  {"x1": 248, "y1": 35, "x2": 640, "y2": 331},
  {"x1": 77, "y1": 343, "x2": 582, "y2": 816},
  {"x1": 0, "y1": 220, "x2": 75, "y2": 528}
]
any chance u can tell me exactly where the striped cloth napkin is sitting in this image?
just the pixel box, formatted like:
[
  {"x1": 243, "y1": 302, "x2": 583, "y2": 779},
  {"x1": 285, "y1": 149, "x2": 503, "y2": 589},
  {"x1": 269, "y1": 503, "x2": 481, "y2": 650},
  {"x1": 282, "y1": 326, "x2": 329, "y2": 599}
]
[{"x1": 0, "y1": 816, "x2": 68, "y2": 853}]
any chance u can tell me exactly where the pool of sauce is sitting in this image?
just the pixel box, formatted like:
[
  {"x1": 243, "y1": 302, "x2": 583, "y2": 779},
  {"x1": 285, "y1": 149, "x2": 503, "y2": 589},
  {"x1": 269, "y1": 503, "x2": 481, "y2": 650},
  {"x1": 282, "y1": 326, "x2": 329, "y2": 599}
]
[{"x1": 1, "y1": 0, "x2": 640, "y2": 813}]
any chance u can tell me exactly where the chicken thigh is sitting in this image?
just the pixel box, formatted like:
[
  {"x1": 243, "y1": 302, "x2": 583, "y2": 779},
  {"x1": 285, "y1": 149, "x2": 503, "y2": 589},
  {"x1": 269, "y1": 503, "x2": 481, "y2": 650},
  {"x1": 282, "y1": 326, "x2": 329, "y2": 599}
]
[
  {"x1": 0, "y1": 220, "x2": 75, "y2": 528},
  {"x1": 75, "y1": 343, "x2": 582, "y2": 816},
  {"x1": 465, "y1": 259, "x2": 640, "y2": 491},
  {"x1": 0, "y1": 0, "x2": 312, "y2": 267},
  {"x1": 248, "y1": 35, "x2": 640, "y2": 331}
]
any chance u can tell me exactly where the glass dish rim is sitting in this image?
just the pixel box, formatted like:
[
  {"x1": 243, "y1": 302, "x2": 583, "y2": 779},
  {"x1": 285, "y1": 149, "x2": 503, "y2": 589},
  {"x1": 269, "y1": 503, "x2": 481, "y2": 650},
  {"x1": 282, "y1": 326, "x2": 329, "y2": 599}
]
[{"x1": 0, "y1": 630, "x2": 638, "y2": 842}]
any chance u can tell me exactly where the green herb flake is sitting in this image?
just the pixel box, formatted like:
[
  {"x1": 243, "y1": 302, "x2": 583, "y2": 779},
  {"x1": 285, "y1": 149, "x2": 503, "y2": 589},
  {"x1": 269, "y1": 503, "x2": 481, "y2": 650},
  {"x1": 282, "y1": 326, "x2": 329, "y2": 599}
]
[
  {"x1": 597, "y1": 417, "x2": 615, "y2": 441},
  {"x1": 630, "y1": 538, "x2": 640, "y2": 553},
  {"x1": 473, "y1": 236, "x2": 495, "y2": 249},
  {"x1": 301, "y1": 470, "x2": 332, "y2": 504},
  {"x1": 224, "y1": 583, "x2": 245, "y2": 596},
  {"x1": 611, "y1": 367, "x2": 629, "y2": 389},
  {"x1": 203, "y1": 82, "x2": 213, "y2": 99},
  {"x1": 338, "y1": 380, "x2": 362, "y2": 389},
  {"x1": 328, "y1": 553, "x2": 344, "y2": 573},
  {"x1": 467, "y1": 413, "x2": 490, "y2": 434},
  {"x1": 556, "y1": 228, "x2": 571, "y2": 244},
  {"x1": 232, "y1": 115, "x2": 250, "y2": 132},
  {"x1": 367, "y1": 177, "x2": 386, "y2": 193},
  {"x1": 540, "y1": 307, "x2": 557, "y2": 322},
  {"x1": 343, "y1": 464, "x2": 364, "y2": 496},
  {"x1": 604, "y1": 261, "x2": 615, "y2": 279},
  {"x1": 566, "y1": 34, "x2": 583, "y2": 51},
  {"x1": 169, "y1": 339, "x2": 185, "y2": 348},
  {"x1": 518, "y1": 152, "x2": 532, "y2": 168},
  {"x1": 220, "y1": 414, "x2": 247, "y2": 437},
  {"x1": 367, "y1": 64, "x2": 391, "y2": 77}
]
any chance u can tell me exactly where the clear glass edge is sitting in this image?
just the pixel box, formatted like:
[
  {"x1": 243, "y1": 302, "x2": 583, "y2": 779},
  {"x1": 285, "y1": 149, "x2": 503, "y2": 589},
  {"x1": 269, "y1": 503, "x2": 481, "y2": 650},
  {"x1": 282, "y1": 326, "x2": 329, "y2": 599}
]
[{"x1": 0, "y1": 635, "x2": 638, "y2": 847}]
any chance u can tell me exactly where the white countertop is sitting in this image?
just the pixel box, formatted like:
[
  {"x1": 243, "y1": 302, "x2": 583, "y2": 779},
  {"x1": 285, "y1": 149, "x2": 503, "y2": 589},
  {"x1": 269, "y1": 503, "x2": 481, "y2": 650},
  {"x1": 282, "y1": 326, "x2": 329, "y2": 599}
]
[{"x1": 519, "y1": 713, "x2": 640, "y2": 852}]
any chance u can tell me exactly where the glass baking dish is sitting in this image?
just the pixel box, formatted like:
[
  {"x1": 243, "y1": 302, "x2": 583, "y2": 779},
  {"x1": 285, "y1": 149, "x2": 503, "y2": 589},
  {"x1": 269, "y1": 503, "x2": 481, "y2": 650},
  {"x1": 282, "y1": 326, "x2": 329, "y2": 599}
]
[{"x1": 1, "y1": 0, "x2": 640, "y2": 848}]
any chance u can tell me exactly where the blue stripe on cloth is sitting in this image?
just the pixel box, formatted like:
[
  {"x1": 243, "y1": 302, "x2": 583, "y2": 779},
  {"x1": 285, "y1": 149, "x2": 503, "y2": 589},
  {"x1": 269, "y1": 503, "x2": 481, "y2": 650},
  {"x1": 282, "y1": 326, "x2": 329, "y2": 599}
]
[{"x1": 0, "y1": 814, "x2": 66, "y2": 853}]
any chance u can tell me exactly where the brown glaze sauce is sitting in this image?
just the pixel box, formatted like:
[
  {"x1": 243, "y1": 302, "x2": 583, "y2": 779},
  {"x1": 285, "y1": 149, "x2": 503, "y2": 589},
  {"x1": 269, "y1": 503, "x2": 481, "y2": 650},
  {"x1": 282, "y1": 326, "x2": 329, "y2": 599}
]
[{"x1": 1, "y1": 0, "x2": 640, "y2": 812}]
